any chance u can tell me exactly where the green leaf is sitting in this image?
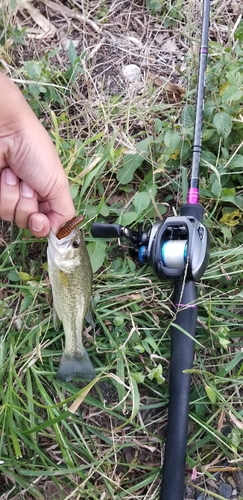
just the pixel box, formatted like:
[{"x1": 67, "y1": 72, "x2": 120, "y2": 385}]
[
  {"x1": 230, "y1": 428, "x2": 241, "y2": 449},
  {"x1": 148, "y1": 364, "x2": 165, "y2": 385},
  {"x1": 144, "y1": 336, "x2": 157, "y2": 350},
  {"x1": 117, "y1": 137, "x2": 153, "y2": 185},
  {"x1": 181, "y1": 104, "x2": 195, "y2": 127},
  {"x1": 148, "y1": 0, "x2": 164, "y2": 14},
  {"x1": 100, "y1": 203, "x2": 110, "y2": 217},
  {"x1": 87, "y1": 240, "x2": 107, "y2": 273},
  {"x1": 235, "y1": 20, "x2": 243, "y2": 42},
  {"x1": 221, "y1": 85, "x2": 243, "y2": 103},
  {"x1": 217, "y1": 351, "x2": 243, "y2": 377},
  {"x1": 218, "y1": 336, "x2": 230, "y2": 349},
  {"x1": 136, "y1": 136, "x2": 154, "y2": 153},
  {"x1": 201, "y1": 150, "x2": 217, "y2": 167},
  {"x1": 81, "y1": 153, "x2": 107, "y2": 196},
  {"x1": 220, "y1": 225, "x2": 232, "y2": 242},
  {"x1": 202, "y1": 128, "x2": 215, "y2": 142},
  {"x1": 10, "y1": 425, "x2": 23, "y2": 459},
  {"x1": 211, "y1": 179, "x2": 221, "y2": 198},
  {"x1": 221, "y1": 187, "x2": 236, "y2": 205},
  {"x1": 132, "y1": 192, "x2": 150, "y2": 214},
  {"x1": 130, "y1": 376, "x2": 140, "y2": 420},
  {"x1": 120, "y1": 211, "x2": 138, "y2": 226},
  {"x1": 7, "y1": 270, "x2": 21, "y2": 282},
  {"x1": 18, "y1": 271, "x2": 32, "y2": 281},
  {"x1": 228, "y1": 154, "x2": 243, "y2": 170},
  {"x1": 28, "y1": 83, "x2": 41, "y2": 97},
  {"x1": 204, "y1": 384, "x2": 217, "y2": 404},
  {"x1": 114, "y1": 316, "x2": 124, "y2": 327},
  {"x1": 164, "y1": 130, "x2": 180, "y2": 154},
  {"x1": 213, "y1": 112, "x2": 232, "y2": 138},
  {"x1": 130, "y1": 372, "x2": 145, "y2": 383},
  {"x1": 221, "y1": 147, "x2": 229, "y2": 159},
  {"x1": 235, "y1": 195, "x2": 243, "y2": 209},
  {"x1": 69, "y1": 183, "x2": 80, "y2": 200},
  {"x1": 226, "y1": 70, "x2": 243, "y2": 87},
  {"x1": 24, "y1": 60, "x2": 43, "y2": 79},
  {"x1": 133, "y1": 345, "x2": 145, "y2": 354},
  {"x1": 117, "y1": 154, "x2": 144, "y2": 184},
  {"x1": 154, "y1": 118, "x2": 164, "y2": 134},
  {"x1": 204, "y1": 100, "x2": 216, "y2": 119},
  {"x1": 19, "y1": 293, "x2": 34, "y2": 314},
  {"x1": 68, "y1": 40, "x2": 78, "y2": 65}
]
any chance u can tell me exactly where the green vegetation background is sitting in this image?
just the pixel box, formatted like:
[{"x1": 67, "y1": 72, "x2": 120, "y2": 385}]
[{"x1": 1, "y1": 1, "x2": 243, "y2": 499}]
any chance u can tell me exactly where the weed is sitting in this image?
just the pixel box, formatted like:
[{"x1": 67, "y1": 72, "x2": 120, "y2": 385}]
[{"x1": 1, "y1": 0, "x2": 243, "y2": 498}]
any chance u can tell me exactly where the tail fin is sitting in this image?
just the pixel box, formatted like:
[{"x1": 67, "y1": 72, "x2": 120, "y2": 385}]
[{"x1": 57, "y1": 348, "x2": 96, "y2": 382}]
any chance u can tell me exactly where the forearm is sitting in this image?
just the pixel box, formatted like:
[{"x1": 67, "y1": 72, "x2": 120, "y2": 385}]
[{"x1": 0, "y1": 73, "x2": 35, "y2": 135}]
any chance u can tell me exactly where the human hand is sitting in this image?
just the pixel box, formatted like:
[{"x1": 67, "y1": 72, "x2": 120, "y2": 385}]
[{"x1": 0, "y1": 74, "x2": 75, "y2": 237}]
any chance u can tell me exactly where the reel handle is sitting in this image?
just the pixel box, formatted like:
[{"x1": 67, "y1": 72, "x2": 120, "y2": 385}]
[{"x1": 91, "y1": 223, "x2": 123, "y2": 239}]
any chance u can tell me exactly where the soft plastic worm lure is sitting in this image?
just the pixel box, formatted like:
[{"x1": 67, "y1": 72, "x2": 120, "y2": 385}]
[{"x1": 57, "y1": 215, "x2": 84, "y2": 240}]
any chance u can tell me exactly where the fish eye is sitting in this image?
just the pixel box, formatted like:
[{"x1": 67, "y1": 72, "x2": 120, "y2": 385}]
[{"x1": 72, "y1": 240, "x2": 80, "y2": 248}]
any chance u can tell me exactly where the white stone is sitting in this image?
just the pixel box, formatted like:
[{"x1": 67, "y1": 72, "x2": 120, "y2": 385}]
[{"x1": 123, "y1": 64, "x2": 141, "y2": 83}]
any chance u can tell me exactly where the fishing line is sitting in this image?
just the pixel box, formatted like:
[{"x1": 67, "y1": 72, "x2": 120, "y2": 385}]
[{"x1": 162, "y1": 240, "x2": 187, "y2": 268}]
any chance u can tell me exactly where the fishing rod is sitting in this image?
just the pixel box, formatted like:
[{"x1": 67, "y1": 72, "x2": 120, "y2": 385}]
[{"x1": 91, "y1": 0, "x2": 210, "y2": 498}]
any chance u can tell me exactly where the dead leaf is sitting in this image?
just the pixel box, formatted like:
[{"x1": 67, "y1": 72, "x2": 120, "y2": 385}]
[
  {"x1": 164, "y1": 81, "x2": 186, "y2": 102},
  {"x1": 148, "y1": 72, "x2": 186, "y2": 103},
  {"x1": 0, "y1": 288, "x2": 8, "y2": 300},
  {"x1": 40, "y1": 0, "x2": 102, "y2": 34},
  {"x1": 132, "y1": 438, "x2": 157, "y2": 453},
  {"x1": 122, "y1": 446, "x2": 135, "y2": 464},
  {"x1": 107, "y1": 191, "x2": 134, "y2": 206},
  {"x1": 43, "y1": 481, "x2": 73, "y2": 499},
  {"x1": 148, "y1": 71, "x2": 164, "y2": 87},
  {"x1": 231, "y1": 0, "x2": 242, "y2": 15},
  {"x1": 68, "y1": 380, "x2": 97, "y2": 413},
  {"x1": 161, "y1": 38, "x2": 178, "y2": 53},
  {"x1": 18, "y1": 0, "x2": 57, "y2": 39},
  {"x1": 111, "y1": 294, "x2": 142, "y2": 302},
  {"x1": 75, "y1": 155, "x2": 103, "y2": 180},
  {"x1": 229, "y1": 410, "x2": 243, "y2": 430},
  {"x1": 154, "y1": 33, "x2": 165, "y2": 45},
  {"x1": 217, "y1": 409, "x2": 225, "y2": 432}
]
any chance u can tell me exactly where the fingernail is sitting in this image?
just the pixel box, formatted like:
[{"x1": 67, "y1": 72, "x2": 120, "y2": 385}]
[
  {"x1": 5, "y1": 168, "x2": 17, "y2": 186},
  {"x1": 31, "y1": 220, "x2": 44, "y2": 232},
  {"x1": 21, "y1": 182, "x2": 35, "y2": 198}
]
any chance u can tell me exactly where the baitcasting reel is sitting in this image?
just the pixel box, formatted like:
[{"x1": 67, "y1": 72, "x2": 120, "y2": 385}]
[{"x1": 91, "y1": 209, "x2": 210, "y2": 282}]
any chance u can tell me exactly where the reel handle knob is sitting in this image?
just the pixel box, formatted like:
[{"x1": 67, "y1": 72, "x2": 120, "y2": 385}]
[{"x1": 91, "y1": 223, "x2": 123, "y2": 239}]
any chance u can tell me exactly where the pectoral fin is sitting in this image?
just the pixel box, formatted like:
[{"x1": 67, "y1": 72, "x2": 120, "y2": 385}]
[
  {"x1": 53, "y1": 305, "x2": 61, "y2": 331},
  {"x1": 85, "y1": 309, "x2": 95, "y2": 329},
  {"x1": 85, "y1": 298, "x2": 95, "y2": 329}
]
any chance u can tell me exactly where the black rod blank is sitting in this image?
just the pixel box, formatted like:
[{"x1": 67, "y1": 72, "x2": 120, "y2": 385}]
[
  {"x1": 160, "y1": 281, "x2": 197, "y2": 500},
  {"x1": 190, "y1": 0, "x2": 210, "y2": 190}
]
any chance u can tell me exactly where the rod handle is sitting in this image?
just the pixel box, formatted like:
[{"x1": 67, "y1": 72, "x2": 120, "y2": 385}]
[{"x1": 160, "y1": 280, "x2": 197, "y2": 500}]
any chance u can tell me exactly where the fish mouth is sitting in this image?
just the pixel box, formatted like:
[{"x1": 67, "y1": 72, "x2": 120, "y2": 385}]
[{"x1": 48, "y1": 229, "x2": 79, "y2": 251}]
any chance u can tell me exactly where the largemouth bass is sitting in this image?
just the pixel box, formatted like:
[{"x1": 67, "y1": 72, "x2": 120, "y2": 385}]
[{"x1": 47, "y1": 215, "x2": 96, "y2": 382}]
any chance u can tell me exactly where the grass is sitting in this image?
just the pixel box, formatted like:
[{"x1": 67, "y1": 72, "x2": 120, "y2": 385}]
[{"x1": 1, "y1": 0, "x2": 243, "y2": 498}]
